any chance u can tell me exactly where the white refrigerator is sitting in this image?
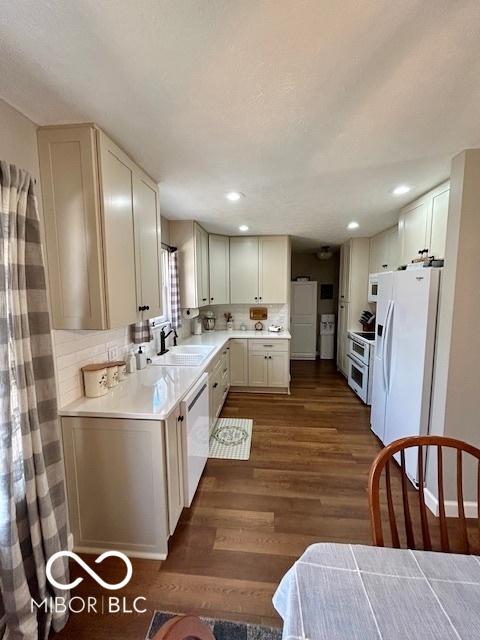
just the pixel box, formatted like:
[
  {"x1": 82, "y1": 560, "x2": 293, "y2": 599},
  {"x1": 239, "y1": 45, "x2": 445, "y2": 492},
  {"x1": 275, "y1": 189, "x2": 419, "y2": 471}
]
[{"x1": 370, "y1": 268, "x2": 440, "y2": 484}]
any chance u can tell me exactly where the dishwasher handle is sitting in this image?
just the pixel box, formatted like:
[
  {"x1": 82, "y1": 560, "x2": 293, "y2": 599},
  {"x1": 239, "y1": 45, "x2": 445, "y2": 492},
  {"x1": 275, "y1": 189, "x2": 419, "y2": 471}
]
[{"x1": 187, "y1": 382, "x2": 208, "y2": 413}]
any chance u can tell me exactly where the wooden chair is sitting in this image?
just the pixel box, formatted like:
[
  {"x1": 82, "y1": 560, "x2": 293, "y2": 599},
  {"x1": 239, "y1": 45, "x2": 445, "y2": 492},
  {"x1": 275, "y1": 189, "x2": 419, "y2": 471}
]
[
  {"x1": 152, "y1": 615, "x2": 215, "y2": 640},
  {"x1": 368, "y1": 435, "x2": 480, "y2": 553}
]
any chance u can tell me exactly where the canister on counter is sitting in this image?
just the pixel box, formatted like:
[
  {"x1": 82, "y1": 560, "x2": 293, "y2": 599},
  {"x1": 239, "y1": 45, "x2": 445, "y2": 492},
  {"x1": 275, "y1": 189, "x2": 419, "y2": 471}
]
[
  {"x1": 105, "y1": 363, "x2": 119, "y2": 388},
  {"x1": 82, "y1": 364, "x2": 108, "y2": 398}
]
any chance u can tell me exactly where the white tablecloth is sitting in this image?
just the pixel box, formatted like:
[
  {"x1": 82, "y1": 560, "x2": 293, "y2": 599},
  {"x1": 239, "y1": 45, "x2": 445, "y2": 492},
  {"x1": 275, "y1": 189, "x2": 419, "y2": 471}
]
[{"x1": 273, "y1": 543, "x2": 480, "y2": 639}]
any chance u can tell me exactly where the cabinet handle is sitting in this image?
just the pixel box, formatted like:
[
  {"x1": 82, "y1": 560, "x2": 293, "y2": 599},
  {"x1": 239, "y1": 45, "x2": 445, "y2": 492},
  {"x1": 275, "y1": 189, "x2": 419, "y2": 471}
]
[
  {"x1": 178, "y1": 415, "x2": 184, "y2": 422},
  {"x1": 202, "y1": 298, "x2": 207, "y2": 301},
  {"x1": 382, "y1": 264, "x2": 388, "y2": 269},
  {"x1": 145, "y1": 305, "x2": 150, "y2": 311},
  {"x1": 259, "y1": 296, "x2": 262, "y2": 300},
  {"x1": 223, "y1": 350, "x2": 227, "y2": 355},
  {"x1": 210, "y1": 298, "x2": 214, "y2": 301},
  {"x1": 263, "y1": 344, "x2": 273, "y2": 347},
  {"x1": 213, "y1": 382, "x2": 218, "y2": 388},
  {"x1": 138, "y1": 305, "x2": 149, "y2": 312},
  {"x1": 269, "y1": 356, "x2": 272, "y2": 359},
  {"x1": 254, "y1": 297, "x2": 258, "y2": 300},
  {"x1": 264, "y1": 356, "x2": 267, "y2": 359}
]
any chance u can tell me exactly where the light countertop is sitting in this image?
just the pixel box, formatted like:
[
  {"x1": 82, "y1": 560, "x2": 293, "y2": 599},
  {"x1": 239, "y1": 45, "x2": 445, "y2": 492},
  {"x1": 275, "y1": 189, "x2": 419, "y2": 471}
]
[{"x1": 59, "y1": 329, "x2": 290, "y2": 421}]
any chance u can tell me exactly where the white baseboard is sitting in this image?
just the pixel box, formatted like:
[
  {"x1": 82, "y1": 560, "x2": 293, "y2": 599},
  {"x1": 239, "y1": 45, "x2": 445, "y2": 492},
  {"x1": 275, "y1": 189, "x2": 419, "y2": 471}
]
[
  {"x1": 424, "y1": 488, "x2": 477, "y2": 518},
  {"x1": 73, "y1": 545, "x2": 167, "y2": 560}
]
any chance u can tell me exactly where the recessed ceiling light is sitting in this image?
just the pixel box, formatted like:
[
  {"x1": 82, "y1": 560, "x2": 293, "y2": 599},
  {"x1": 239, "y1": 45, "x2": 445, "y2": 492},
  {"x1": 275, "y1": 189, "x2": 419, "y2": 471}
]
[
  {"x1": 347, "y1": 221, "x2": 359, "y2": 230},
  {"x1": 225, "y1": 191, "x2": 244, "y2": 202},
  {"x1": 393, "y1": 184, "x2": 411, "y2": 196},
  {"x1": 239, "y1": 225, "x2": 249, "y2": 232}
]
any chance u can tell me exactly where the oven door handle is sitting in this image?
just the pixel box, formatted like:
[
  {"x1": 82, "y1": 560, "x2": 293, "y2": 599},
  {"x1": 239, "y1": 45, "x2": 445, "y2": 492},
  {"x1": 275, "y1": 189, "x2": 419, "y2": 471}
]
[{"x1": 347, "y1": 353, "x2": 366, "y2": 371}]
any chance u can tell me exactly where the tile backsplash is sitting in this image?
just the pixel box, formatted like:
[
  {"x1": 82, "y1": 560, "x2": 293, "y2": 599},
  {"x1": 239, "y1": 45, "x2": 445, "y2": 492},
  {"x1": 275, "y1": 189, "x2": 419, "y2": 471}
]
[
  {"x1": 201, "y1": 304, "x2": 289, "y2": 331},
  {"x1": 53, "y1": 304, "x2": 288, "y2": 408}
]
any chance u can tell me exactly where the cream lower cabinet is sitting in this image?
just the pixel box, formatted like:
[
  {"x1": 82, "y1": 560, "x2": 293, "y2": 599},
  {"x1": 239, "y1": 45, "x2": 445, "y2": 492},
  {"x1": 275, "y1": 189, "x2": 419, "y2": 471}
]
[
  {"x1": 337, "y1": 302, "x2": 349, "y2": 375},
  {"x1": 62, "y1": 416, "x2": 171, "y2": 559},
  {"x1": 248, "y1": 340, "x2": 289, "y2": 389},
  {"x1": 207, "y1": 345, "x2": 230, "y2": 432},
  {"x1": 229, "y1": 338, "x2": 249, "y2": 386},
  {"x1": 38, "y1": 125, "x2": 162, "y2": 329},
  {"x1": 164, "y1": 406, "x2": 185, "y2": 536}
]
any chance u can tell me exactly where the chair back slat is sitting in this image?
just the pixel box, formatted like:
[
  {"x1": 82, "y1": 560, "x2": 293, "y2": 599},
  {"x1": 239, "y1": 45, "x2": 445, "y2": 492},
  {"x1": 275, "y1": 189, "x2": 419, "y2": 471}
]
[
  {"x1": 400, "y1": 449, "x2": 415, "y2": 549},
  {"x1": 437, "y1": 446, "x2": 450, "y2": 552},
  {"x1": 368, "y1": 436, "x2": 480, "y2": 554},
  {"x1": 417, "y1": 446, "x2": 432, "y2": 551},
  {"x1": 385, "y1": 459, "x2": 400, "y2": 547},
  {"x1": 456, "y1": 449, "x2": 469, "y2": 554}
]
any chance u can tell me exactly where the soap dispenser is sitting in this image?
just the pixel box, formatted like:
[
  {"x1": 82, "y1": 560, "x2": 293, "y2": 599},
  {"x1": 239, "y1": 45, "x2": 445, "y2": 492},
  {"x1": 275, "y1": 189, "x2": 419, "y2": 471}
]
[{"x1": 136, "y1": 346, "x2": 147, "y2": 370}]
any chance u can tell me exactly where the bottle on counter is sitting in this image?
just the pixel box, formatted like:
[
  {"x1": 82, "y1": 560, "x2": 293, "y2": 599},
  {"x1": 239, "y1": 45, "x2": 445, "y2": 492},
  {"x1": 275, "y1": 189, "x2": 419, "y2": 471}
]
[
  {"x1": 136, "y1": 346, "x2": 147, "y2": 370},
  {"x1": 126, "y1": 351, "x2": 136, "y2": 373}
]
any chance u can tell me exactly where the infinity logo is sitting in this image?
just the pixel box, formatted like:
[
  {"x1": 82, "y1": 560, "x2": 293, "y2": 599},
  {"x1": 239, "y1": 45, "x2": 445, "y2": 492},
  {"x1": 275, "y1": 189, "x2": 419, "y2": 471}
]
[{"x1": 46, "y1": 551, "x2": 133, "y2": 591}]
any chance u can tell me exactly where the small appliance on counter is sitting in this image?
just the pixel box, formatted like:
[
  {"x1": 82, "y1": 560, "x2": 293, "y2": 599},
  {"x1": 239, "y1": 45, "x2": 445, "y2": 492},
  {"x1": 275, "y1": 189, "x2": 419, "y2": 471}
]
[
  {"x1": 268, "y1": 325, "x2": 283, "y2": 332},
  {"x1": 193, "y1": 317, "x2": 203, "y2": 335},
  {"x1": 203, "y1": 311, "x2": 216, "y2": 332}
]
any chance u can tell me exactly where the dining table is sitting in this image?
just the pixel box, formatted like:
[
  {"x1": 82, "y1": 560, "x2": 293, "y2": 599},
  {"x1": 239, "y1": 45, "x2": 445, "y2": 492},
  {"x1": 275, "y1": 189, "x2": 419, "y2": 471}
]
[{"x1": 272, "y1": 542, "x2": 480, "y2": 639}]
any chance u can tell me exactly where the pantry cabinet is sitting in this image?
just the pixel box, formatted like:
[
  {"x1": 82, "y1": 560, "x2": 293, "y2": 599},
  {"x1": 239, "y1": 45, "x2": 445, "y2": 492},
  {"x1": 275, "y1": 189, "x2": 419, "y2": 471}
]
[
  {"x1": 170, "y1": 221, "x2": 210, "y2": 308},
  {"x1": 38, "y1": 125, "x2": 162, "y2": 329},
  {"x1": 398, "y1": 181, "x2": 449, "y2": 264},
  {"x1": 337, "y1": 238, "x2": 370, "y2": 376},
  {"x1": 208, "y1": 234, "x2": 230, "y2": 304},
  {"x1": 230, "y1": 235, "x2": 290, "y2": 304}
]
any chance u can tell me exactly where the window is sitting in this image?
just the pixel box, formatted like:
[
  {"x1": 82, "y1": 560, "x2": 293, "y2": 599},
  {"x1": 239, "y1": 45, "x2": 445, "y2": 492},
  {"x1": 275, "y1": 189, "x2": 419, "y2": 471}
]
[{"x1": 156, "y1": 248, "x2": 171, "y2": 325}]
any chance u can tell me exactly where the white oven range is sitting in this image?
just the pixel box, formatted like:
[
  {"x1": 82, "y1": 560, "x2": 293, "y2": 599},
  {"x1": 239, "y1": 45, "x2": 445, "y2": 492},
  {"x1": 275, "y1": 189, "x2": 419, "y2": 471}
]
[{"x1": 347, "y1": 331, "x2": 375, "y2": 404}]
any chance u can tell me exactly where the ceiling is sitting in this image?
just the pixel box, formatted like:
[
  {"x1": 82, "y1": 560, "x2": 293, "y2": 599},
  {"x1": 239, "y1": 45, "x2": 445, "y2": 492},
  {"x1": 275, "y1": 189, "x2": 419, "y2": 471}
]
[{"x1": 1, "y1": 1, "x2": 480, "y2": 247}]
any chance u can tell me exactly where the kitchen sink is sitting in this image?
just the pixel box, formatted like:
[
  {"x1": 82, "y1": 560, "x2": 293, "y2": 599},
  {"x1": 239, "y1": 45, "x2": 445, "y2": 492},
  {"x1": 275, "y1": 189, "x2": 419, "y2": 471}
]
[{"x1": 152, "y1": 345, "x2": 214, "y2": 367}]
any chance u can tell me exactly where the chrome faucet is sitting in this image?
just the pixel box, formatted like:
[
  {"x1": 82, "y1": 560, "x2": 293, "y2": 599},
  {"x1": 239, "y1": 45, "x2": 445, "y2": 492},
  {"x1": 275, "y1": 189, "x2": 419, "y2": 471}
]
[{"x1": 158, "y1": 327, "x2": 178, "y2": 356}]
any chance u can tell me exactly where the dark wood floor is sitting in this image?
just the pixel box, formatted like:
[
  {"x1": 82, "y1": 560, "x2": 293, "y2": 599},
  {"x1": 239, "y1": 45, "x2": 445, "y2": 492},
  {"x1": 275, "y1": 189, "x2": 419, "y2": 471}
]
[{"x1": 52, "y1": 361, "x2": 475, "y2": 639}]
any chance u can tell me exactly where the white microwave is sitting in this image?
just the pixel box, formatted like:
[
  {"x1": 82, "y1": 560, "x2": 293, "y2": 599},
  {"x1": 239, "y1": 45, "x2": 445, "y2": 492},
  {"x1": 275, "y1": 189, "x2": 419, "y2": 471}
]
[{"x1": 368, "y1": 273, "x2": 379, "y2": 302}]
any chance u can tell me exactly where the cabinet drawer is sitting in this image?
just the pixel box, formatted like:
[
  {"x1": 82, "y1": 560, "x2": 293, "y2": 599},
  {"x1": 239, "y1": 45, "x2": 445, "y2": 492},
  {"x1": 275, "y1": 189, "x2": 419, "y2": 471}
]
[{"x1": 248, "y1": 339, "x2": 288, "y2": 352}]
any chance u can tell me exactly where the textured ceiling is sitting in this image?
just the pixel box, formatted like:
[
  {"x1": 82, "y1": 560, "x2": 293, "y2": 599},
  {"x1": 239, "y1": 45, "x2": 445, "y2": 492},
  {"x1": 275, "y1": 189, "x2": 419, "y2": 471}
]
[{"x1": 1, "y1": 1, "x2": 480, "y2": 246}]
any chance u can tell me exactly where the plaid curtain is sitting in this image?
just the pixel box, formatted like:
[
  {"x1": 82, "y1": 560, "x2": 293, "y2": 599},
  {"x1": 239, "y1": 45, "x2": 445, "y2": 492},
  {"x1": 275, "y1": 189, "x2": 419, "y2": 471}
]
[
  {"x1": 169, "y1": 251, "x2": 181, "y2": 329},
  {"x1": 0, "y1": 162, "x2": 69, "y2": 639}
]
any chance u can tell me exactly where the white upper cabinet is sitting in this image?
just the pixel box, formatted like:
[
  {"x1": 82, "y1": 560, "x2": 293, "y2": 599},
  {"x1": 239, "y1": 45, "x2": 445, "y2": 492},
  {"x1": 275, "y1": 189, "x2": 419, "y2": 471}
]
[
  {"x1": 38, "y1": 124, "x2": 161, "y2": 330},
  {"x1": 428, "y1": 184, "x2": 449, "y2": 259},
  {"x1": 97, "y1": 133, "x2": 138, "y2": 328},
  {"x1": 170, "y1": 221, "x2": 210, "y2": 308},
  {"x1": 259, "y1": 236, "x2": 289, "y2": 303},
  {"x1": 230, "y1": 236, "x2": 290, "y2": 304},
  {"x1": 398, "y1": 181, "x2": 450, "y2": 264},
  {"x1": 195, "y1": 223, "x2": 210, "y2": 306},
  {"x1": 208, "y1": 234, "x2": 230, "y2": 305},
  {"x1": 132, "y1": 172, "x2": 163, "y2": 320},
  {"x1": 230, "y1": 236, "x2": 260, "y2": 303},
  {"x1": 369, "y1": 225, "x2": 399, "y2": 274}
]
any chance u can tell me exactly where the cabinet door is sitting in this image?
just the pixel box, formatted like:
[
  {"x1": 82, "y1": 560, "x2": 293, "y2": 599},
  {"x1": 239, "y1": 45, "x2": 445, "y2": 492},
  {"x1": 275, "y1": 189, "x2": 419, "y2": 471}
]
[
  {"x1": 38, "y1": 126, "x2": 106, "y2": 329},
  {"x1": 385, "y1": 225, "x2": 399, "y2": 270},
  {"x1": 133, "y1": 173, "x2": 162, "y2": 320},
  {"x1": 267, "y1": 352, "x2": 289, "y2": 387},
  {"x1": 209, "y1": 235, "x2": 230, "y2": 304},
  {"x1": 248, "y1": 352, "x2": 269, "y2": 386},
  {"x1": 195, "y1": 224, "x2": 209, "y2": 307},
  {"x1": 97, "y1": 132, "x2": 138, "y2": 328},
  {"x1": 229, "y1": 339, "x2": 248, "y2": 385},
  {"x1": 399, "y1": 200, "x2": 429, "y2": 264},
  {"x1": 230, "y1": 237, "x2": 259, "y2": 303},
  {"x1": 337, "y1": 302, "x2": 348, "y2": 375},
  {"x1": 428, "y1": 187, "x2": 449, "y2": 259},
  {"x1": 369, "y1": 234, "x2": 382, "y2": 274},
  {"x1": 339, "y1": 241, "x2": 351, "y2": 302},
  {"x1": 165, "y1": 407, "x2": 184, "y2": 536},
  {"x1": 259, "y1": 236, "x2": 289, "y2": 303}
]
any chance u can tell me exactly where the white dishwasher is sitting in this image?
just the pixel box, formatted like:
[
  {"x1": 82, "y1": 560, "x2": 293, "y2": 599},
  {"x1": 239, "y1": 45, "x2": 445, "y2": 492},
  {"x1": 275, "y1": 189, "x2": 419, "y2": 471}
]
[{"x1": 180, "y1": 373, "x2": 210, "y2": 506}]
